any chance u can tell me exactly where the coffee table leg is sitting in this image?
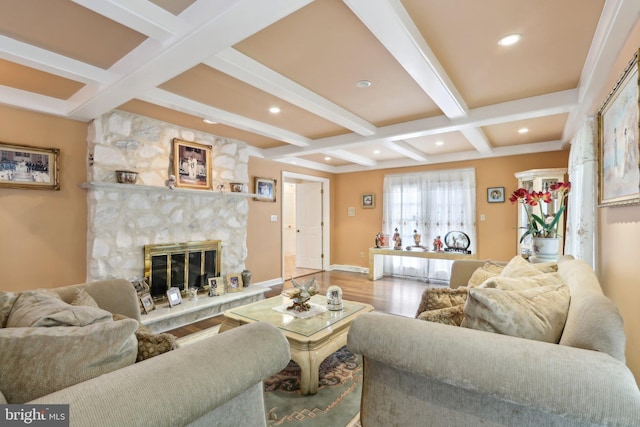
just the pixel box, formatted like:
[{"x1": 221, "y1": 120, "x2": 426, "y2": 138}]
[{"x1": 291, "y1": 351, "x2": 319, "y2": 395}]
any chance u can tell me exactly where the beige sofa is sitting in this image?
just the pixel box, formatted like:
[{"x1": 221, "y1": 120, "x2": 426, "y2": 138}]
[
  {"x1": 0, "y1": 279, "x2": 291, "y2": 427},
  {"x1": 348, "y1": 257, "x2": 640, "y2": 426}
]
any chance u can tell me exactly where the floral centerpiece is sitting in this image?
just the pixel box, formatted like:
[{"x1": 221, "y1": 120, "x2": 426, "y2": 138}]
[{"x1": 509, "y1": 182, "x2": 571, "y2": 243}]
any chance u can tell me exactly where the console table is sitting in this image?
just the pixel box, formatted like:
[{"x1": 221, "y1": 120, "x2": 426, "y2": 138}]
[{"x1": 368, "y1": 247, "x2": 477, "y2": 280}]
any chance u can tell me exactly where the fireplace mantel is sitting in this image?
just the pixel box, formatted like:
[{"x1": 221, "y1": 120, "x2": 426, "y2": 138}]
[{"x1": 81, "y1": 182, "x2": 258, "y2": 199}]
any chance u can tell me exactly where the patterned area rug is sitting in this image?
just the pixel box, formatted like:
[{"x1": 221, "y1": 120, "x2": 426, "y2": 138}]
[{"x1": 264, "y1": 346, "x2": 362, "y2": 427}]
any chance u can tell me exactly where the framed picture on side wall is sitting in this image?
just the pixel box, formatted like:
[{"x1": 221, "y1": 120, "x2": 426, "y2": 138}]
[
  {"x1": 362, "y1": 193, "x2": 375, "y2": 208},
  {"x1": 0, "y1": 141, "x2": 60, "y2": 190},
  {"x1": 487, "y1": 187, "x2": 505, "y2": 203},
  {"x1": 173, "y1": 138, "x2": 212, "y2": 190},
  {"x1": 254, "y1": 177, "x2": 277, "y2": 202},
  {"x1": 598, "y1": 49, "x2": 640, "y2": 207}
]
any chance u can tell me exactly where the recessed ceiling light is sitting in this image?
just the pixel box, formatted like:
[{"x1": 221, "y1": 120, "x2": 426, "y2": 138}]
[
  {"x1": 498, "y1": 33, "x2": 522, "y2": 46},
  {"x1": 518, "y1": 128, "x2": 529, "y2": 134},
  {"x1": 325, "y1": 156, "x2": 332, "y2": 161},
  {"x1": 202, "y1": 119, "x2": 217, "y2": 124},
  {"x1": 373, "y1": 149, "x2": 381, "y2": 154},
  {"x1": 269, "y1": 107, "x2": 281, "y2": 114},
  {"x1": 435, "y1": 141, "x2": 444, "y2": 146},
  {"x1": 355, "y1": 80, "x2": 372, "y2": 88}
]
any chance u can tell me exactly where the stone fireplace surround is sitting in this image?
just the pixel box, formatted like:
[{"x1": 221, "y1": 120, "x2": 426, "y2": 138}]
[{"x1": 83, "y1": 111, "x2": 262, "y2": 330}]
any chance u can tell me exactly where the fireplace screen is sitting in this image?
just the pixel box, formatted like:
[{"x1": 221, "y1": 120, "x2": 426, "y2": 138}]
[{"x1": 144, "y1": 240, "x2": 221, "y2": 299}]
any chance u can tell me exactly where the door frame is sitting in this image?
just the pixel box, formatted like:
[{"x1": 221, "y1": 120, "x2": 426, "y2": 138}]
[{"x1": 281, "y1": 171, "x2": 330, "y2": 277}]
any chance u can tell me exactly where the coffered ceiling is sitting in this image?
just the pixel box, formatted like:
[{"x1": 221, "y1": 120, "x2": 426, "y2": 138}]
[{"x1": 1, "y1": 0, "x2": 639, "y2": 173}]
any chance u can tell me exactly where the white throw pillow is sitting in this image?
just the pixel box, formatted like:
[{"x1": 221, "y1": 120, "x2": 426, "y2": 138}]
[
  {"x1": 479, "y1": 273, "x2": 563, "y2": 291},
  {"x1": 462, "y1": 283, "x2": 570, "y2": 343},
  {"x1": 500, "y1": 255, "x2": 545, "y2": 278}
]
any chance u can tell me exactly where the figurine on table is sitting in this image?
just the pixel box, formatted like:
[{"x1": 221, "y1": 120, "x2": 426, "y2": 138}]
[
  {"x1": 433, "y1": 235, "x2": 443, "y2": 252},
  {"x1": 413, "y1": 229, "x2": 421, "y2": 246},
  {"x1": 392, "y1": 227, "x2": 402, "y2": 250},
  {"x1": 375, "y1": 232, "x2": 382, "y2": 248}
]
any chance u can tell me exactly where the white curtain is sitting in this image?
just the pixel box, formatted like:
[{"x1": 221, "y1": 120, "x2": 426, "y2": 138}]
[
  {"x1": 382, "y1": 168, "x2": 476, "y2": 281},
  {"x1": 566, "y1": 116, "x2": 598, "y2": 270}
]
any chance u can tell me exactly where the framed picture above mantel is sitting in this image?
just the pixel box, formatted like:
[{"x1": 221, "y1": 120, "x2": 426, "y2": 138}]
[
  {"x1": 0, "y1": 141, "x2": 60, "y2": 190},
  {"x1": 173, "y1": 138, "x2": 212, "y2": 190}
]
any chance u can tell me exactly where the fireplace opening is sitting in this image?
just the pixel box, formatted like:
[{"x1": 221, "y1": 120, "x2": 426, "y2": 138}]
[{"x1": 144, "y1": 240, "x2": 221, "y2": 299}]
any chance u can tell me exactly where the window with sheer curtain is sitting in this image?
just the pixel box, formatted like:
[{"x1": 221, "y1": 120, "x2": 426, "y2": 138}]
[{"x1": 382, "y1": 168, "x2": 476, "y2": 281}]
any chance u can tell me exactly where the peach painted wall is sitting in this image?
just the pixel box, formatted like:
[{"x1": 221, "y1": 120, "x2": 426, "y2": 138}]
[
  {"x1": 246, "y1": 157, "x2": 334, "y2": 283},
  {"x1": 333, "y1": 151, "x2": 569, "y2": 268},
  {"x1": 0, "y1": 105, "x2": 88, "y2": 290},
  {"x1": 595, "y1": 19, "x2": 640, "y2": 384}
]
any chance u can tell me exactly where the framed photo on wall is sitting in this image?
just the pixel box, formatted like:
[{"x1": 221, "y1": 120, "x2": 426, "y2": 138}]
[
  {"x1": 487, "y1": 187, "x2": 505, "y2": 203},
  {"x1": 361, "y1": 193, "x2": 375, "y2": 208},
  {"x1": 0, "y1": 141, "x2": 60, "y2": 190},
  {"x1": 598, "y1": 49, "x2": 640, "y2": 207},
  {"x1": 254, "y1": 177, "x2": 277, "y2": 202},
  {"x1": 173, "y1": 138, "x2": 212, "y2": 190}
]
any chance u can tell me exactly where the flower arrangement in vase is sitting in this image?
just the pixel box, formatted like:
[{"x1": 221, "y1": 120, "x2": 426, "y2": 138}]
[{"x1": 509, "y1": 182, "x2": 571, "y2": 243}]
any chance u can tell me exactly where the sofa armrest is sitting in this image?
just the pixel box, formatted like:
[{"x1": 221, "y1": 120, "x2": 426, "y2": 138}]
[
  {"x1": 347, "y1": 312, "x2": 640, "y2": 425},
  {"x1": 31, "y1": 322, "x2": 291, "y2": 427},
  {"x1": 84, "y1": 279, "x2": 142, "y2": 321}
]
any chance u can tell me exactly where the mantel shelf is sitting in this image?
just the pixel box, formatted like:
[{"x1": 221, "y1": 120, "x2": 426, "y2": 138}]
[{"x1": 80, "y1": 181, "x2": 260, "y2": 199}]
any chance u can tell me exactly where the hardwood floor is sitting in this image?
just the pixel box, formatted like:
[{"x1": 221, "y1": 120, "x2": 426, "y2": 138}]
[
  {"x1": 283, "y1": 254, "x2": 321, "y2": 279},
  {"x1": 167, "y1": 270, "x2": 437, "y2": 338}
]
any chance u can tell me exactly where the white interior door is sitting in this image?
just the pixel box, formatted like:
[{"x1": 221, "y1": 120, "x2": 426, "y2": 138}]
[{"x1": 295, "y1": 182, "x2": 323, "y2": 269}]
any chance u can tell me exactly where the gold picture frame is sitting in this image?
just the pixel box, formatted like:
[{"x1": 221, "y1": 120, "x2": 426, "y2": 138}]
[
  {"x1": 254, "y1": 177, "x2": 277, "y2": 202},
  {"x1": 597, "y1": 49, "x2": 640, "y2": 207},
  {"x1": 207, "y1": 276, "x2": 225, "y2": 296},
  {"x1": 173, "y1": 138, "x2": 212, "y2": 190},
  {"x1": 362, "y1": 193, "x2": 375, "y2": 208},
  {"x1": 0, "y1": 141, "x2": 60, "y2": 190},
  {"x1": 226, "y1": 273, "x2": 243, "y2": 292}
]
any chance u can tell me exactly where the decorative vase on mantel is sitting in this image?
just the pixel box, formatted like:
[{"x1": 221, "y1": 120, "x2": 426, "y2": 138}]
[
  {"x1": 241, "y1": 269, "x2": 252, "y2": 287},
  {"x1": 532, "y1": 237, "x2": 560, "y2": 263}
]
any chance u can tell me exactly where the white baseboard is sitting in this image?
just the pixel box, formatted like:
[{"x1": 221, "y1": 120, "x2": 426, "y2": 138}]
[{"x1": 328, "y1": 264, "x2": 369, "y2": 274}]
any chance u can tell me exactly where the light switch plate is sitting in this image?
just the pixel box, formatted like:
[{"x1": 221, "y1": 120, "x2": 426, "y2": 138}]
[
  {"x1": 348, "y1": 207, "x2": 356, "y2": 217},
  {"x1": 270, "y1": 215, "x2": 278, "y2": 222}
]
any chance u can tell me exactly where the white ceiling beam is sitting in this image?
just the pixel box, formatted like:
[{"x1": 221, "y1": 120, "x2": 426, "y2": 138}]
[
  {"x1": 324, "y1": 149, "x2": 377, "y2": 167},
  {"x1": 67, "y1": 0, "x2": 313, "y2": 120},
  {"x1": 563, "y1": 0, "x2": 640, "y2": 141},
  {"x1": 206, "y1": 48, "x2": 377, "y2": 136},
  {"x1": 345, "y1": 0, "x2": 468, "y2": 119},
  {"x1": 382, "y1": 140, "x2": 428, "y2": 162},
  {"x1": 273, "y1": 157, "x2": 338, "y2": 173},
  {"x1": 0, "y1": 35, "x2": 111, "y2": 84},
  {"x1": 70, "y1": 0, "x2": 178, "y2": 40},
  {"x1": 460, "y1": 128, "x2": 493, "y2": 154},
  {"x1": 141, "y1": 88, "x2": 311, "y2": 147},
  {"x1": 0, "y1": 85, "x2": 71, "y2": 118},
  {"x1": 264, "y1": 89, "x2": 578, "y2": 158}
]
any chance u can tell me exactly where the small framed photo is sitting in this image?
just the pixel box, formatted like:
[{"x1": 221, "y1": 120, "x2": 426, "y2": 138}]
[
  {"x1": 0, "y1": 141, "x2": 60, "y2": 190},
  {"x1": 254, "y1": 177, "x2": 277, "y2": 202},
  {"x1": 166, "y1": 287, "x2": 183, "y2": 307},
  {"x1": 207, "y1": 276, "x2": 225, "y2": 296},
  {"x1": 140, "y1": 293, "x2": 155, "y2": 314},
  {"x1": 362, "y1": 193, "x2": 375, "y2": 208},
  {"x1": 173, "y1": 138, "x2": 212, "y2": 190},
  {"x1": 226, "y1": 273, "x2": 243, "y2": 292},
  {"x1": 487, "y1": 187, "x2": 505, "y2": 203}
]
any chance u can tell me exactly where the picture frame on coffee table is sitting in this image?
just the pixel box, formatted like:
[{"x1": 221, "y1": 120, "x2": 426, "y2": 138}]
[
  {"x1": 0, "y1": 141, "x2": 60, "y2": 190},
  {"x1": 173, "y1": 138, "x2": 212, "y2": 190},
  {"x1": 226, "y1": 273, "x2": 243, "y2": 292},
  {"x1": 207, "y1": 277, "x2": 225, "y2": 296}
]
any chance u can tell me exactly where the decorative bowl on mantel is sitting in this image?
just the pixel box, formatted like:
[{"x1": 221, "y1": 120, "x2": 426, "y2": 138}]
[{"x1": 116, "y1": 170, "x2": 138, "y2": 184}]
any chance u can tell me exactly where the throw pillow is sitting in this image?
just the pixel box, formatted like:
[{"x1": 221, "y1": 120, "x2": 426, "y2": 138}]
[
  {"x1": 70, "y1": 288, "x2": 100, "y2": 308},
  {"x1": 500, "y1": 255, "x2": 545, "y2": 278},
  {"x1": 462, "y1": 283, "x2": 570, "y2": 343},
  {"x1": 417, "y1": 305, "x2": 465, "y2": 326},
  {"x1": 532, "y1": 261, "x2": 558, "y2": 273},
  {"x1": 0, "y1": 291, "x2": 18, "y2": 328},
  {"x1": 7, "y1": 290, "x2": 112, "y2": 328},
  {"x1": 113, "y1": 313, "x2": 178, "y2": 362},
  {"x1": 467, "y1": 261, "x2": 505, "y2": 287},
  {"x1": 479, "y1": 273, "x2": 564, "y2": 291},
  {"x1": 0, "y1": 318, "x2": 138, "y2": 403},
  {"x1": 415, "y1": 287, "x2": 468, "y2": 317}
]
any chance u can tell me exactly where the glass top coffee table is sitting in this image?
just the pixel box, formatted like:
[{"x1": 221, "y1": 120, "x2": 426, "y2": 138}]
[{"x1": 220, "y1": 294, "x2": 374, "y2": 395}]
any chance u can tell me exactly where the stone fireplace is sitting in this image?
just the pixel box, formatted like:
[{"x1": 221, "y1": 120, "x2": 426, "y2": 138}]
[{"x1": 84, "y1": 111, "x2": 251, "y2": 289}]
